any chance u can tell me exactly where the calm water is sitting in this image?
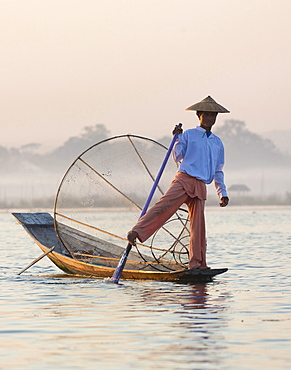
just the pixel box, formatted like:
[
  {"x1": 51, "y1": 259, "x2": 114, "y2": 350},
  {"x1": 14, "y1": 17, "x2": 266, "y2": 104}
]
[{"x1": 1, "y1": 207, "x2": 291, "y2": 370}]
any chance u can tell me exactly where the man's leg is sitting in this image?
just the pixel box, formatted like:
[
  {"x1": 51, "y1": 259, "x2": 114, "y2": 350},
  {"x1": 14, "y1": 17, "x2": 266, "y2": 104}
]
[
  {"x1": 128, "y1": 180, "x2": 188, "y2": 243},
  {"x1": 186, "y1": 197, "x2": 207, "y2": 269}
]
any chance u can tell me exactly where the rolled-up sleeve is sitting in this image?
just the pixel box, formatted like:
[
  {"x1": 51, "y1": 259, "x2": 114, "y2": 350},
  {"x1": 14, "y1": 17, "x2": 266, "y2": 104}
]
[{"x1": 214, "y1": 146, "x2": 228, "y2": 198}]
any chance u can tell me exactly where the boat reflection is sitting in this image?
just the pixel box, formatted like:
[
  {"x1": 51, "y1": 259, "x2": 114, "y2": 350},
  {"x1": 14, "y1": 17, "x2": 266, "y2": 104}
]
[{"x1": 132, "y1": 282, "x2": 229, "y2": 367}]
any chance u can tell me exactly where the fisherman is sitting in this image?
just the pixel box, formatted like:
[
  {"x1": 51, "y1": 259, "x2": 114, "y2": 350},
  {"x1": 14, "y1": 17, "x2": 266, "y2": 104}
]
[{"x1": 127, "y1": 96, "x2": 230, "y2": 270}]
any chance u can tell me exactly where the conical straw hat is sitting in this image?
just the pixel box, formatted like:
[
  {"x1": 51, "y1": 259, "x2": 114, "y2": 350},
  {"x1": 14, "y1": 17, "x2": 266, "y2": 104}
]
[{"x1": 186, "y1": 96, "x2": 230, "y2": 113}]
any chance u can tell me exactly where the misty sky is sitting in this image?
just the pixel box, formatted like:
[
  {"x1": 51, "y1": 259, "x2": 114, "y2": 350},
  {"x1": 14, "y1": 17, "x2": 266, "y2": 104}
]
[{"x1": 1, "y1": 0, "x2": 291, "y2": 151}]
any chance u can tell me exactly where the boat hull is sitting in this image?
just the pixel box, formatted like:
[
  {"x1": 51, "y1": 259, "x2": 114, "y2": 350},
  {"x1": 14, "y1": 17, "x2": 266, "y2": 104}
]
[{"x1": 13, "y1": 212, "x2": 228, "y2": 282}]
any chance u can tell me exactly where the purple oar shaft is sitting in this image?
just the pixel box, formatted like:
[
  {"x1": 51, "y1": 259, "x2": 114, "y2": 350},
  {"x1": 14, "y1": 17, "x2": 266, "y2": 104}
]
[
  {"x1": 111, "y1": 124, "x2": 182, "y2": 283},
  {"x1": 139, "y1": 127, "x2": 181, "y2": 218}
]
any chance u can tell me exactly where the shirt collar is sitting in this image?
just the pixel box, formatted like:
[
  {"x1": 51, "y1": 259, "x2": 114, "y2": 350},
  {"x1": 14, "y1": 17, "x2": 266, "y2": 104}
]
[
  {"x1": 196, "y1": 126, "x2": 213, "y2": 138},
  {"x1": 196, "y1": 126, "x2": 205, "y2": 132}
]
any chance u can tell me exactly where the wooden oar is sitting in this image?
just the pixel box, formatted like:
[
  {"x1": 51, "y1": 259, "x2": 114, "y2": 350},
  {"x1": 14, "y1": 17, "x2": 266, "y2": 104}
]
[
  {"x1": 17, "y1": 246, "x2": 55, "y2": 275},
  {"x1": 111, "y1": 124, "x2": 182, "y2": 283}
]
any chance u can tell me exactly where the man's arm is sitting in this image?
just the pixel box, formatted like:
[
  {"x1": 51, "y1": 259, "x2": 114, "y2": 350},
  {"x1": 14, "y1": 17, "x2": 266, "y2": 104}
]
[{"x1": 214, "y1": 143, "x2": 229, "y2": 206}]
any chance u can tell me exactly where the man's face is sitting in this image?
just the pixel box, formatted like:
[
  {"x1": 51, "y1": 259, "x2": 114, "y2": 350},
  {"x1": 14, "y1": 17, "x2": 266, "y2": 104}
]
[{"x1": 198, "y1": 112, "x2": 218, "y2": 131}]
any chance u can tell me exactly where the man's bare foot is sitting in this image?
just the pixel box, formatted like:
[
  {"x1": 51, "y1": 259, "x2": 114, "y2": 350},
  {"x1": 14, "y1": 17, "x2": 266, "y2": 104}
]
[
  {"x1": 198, "y1": 265, "x2": 210, "y2": 270},
  {"x1": 189, "y1": 263, "x2": 201, "y2": 270},
  {"x1": 189, "y1": 264, "x2": 210, "y2": 270}
]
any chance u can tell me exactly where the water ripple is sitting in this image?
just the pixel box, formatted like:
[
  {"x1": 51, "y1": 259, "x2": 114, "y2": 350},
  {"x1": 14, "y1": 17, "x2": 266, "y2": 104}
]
[{"x1": 1, "y1": 208, "x2": 291, "y2": 369}]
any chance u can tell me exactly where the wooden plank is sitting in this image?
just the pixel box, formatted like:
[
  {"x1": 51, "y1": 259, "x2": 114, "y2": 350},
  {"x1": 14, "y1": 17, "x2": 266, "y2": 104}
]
[
  {"x1": 12, "y1": 212, "x2": 54, "y2": 226},
  {"x1": 12, "y1": 212, "x2": 64, "y2": 255}
]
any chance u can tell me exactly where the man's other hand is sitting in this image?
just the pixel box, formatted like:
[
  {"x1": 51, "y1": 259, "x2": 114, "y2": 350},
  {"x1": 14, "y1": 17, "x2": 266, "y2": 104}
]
[{"x1": 220, "y1": 197, "x2": 229, "y2": 207}]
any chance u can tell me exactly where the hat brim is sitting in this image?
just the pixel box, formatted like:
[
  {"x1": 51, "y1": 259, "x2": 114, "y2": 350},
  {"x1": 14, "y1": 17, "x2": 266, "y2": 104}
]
[{"x1": 186, "y1": 101, "x2": 230, "y2": 113}]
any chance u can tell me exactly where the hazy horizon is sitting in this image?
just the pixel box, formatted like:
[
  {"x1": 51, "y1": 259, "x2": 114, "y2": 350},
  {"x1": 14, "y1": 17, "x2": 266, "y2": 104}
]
[
  {"x1": 1, "y1": 1, "x2": 291, "y2": 151},
  {"x1": 2, "y1": 121, "x2": 291, "y2": 157}
]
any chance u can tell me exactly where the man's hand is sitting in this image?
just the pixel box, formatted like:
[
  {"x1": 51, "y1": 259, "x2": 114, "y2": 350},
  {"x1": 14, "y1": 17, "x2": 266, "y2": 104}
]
[
  {"x1": 172, "y1": 124, "x2": 183, "y2": 135},
  {"x1": 220, "y1": 197, "x2": 229, "y2": 207}
]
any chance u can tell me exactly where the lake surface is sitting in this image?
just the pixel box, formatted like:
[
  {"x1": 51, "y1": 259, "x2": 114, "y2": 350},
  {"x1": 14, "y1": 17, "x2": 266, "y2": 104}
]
[{"x1": 1, "y1": 206, "x2": 291, "y2": 369}]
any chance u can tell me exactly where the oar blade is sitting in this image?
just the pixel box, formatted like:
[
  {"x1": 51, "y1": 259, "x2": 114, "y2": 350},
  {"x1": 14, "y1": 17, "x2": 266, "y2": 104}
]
[{"x1": 111, "y1": 243, "x2": 132, "y2": 283}]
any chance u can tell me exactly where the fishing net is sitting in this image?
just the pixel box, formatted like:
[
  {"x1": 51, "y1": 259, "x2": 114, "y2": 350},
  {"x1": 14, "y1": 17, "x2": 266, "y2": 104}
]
[{"x1": 54, "y1": 134, "x2": 190, "y2": 272}]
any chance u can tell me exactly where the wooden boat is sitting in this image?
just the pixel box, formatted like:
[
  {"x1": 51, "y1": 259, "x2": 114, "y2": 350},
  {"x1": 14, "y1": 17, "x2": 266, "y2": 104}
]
[{"x1": 13, "y1": 212, "x2": 228, "y2": 283}]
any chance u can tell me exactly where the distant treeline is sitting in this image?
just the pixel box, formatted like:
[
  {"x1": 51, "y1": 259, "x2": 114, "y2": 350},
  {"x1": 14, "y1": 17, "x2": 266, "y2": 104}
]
[
  {"x1": 1, "y1": 120, "x2": 290, "y2": 175},
  {"x1": 2, "y1": 192, "x2": 291, "y2": 209},
  {"x1": 0, "y1": 124, "x2": 110, "y2": 175},
  {"x1": 160, "y1": 120, "x2": 291, "y2": 170}
]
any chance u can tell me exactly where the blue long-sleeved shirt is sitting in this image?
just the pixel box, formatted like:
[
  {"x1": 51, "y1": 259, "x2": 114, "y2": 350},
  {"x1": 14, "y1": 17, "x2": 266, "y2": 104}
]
[{"x1": 172, "y1": 126, "x2": 228, "y2": 198}]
